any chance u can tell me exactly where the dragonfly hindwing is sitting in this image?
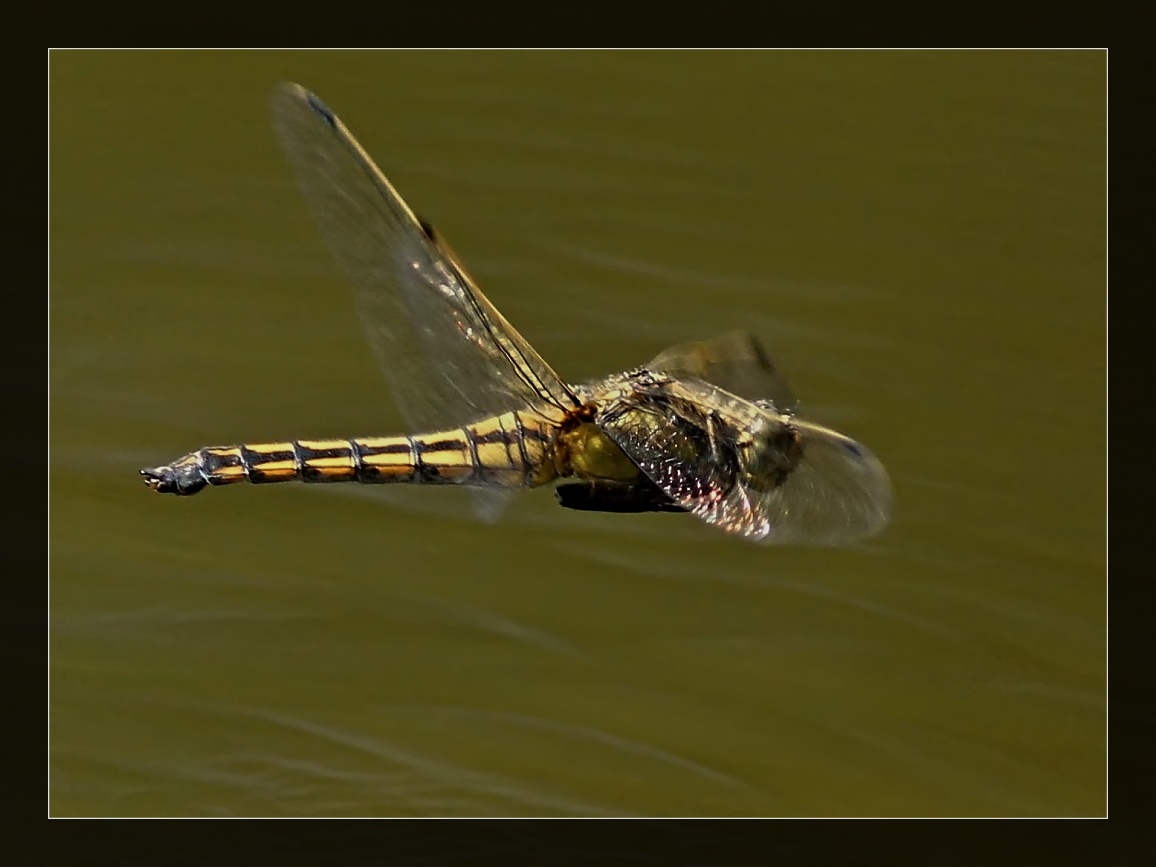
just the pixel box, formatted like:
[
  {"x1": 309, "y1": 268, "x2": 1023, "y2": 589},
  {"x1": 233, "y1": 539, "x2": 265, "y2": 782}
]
[{"x1": 644, "y1": 331, "x2": 798, "y2": 416}]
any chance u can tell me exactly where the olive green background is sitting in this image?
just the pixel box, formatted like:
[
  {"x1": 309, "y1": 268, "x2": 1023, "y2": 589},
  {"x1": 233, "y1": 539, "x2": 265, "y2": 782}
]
[{"x1": 50, "y1": 50, "x2": 1105, "y2": 817}]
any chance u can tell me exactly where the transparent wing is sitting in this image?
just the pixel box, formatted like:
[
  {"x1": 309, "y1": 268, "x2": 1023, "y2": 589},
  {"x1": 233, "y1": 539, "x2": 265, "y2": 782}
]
[
  {"x1": 750, "y1": 419, "x2": 893, "y2": 545},
  {"x1": 598, "y1": 388, "x2": 891, "y2": 546},
  {"x1": 596, "y1": 395, "x2": 771, "y2": 540},
  {"x1": 268, "y1": 82, "x2": 578, "y2": 433},
  {"x1": 644, "y1": 332, "x2": 798, "y2": 415}
]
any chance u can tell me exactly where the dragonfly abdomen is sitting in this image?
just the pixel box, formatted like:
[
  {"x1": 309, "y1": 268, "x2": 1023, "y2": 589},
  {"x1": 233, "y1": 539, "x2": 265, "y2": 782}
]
[{"x1": 140, "y1": 411, "x2": 558, "y2": 496}]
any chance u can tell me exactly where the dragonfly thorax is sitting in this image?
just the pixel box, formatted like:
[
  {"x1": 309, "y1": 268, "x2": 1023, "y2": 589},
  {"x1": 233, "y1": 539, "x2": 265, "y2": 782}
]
[{"x1": 556, "y1": 421, "x2": 641, "y2": 483}]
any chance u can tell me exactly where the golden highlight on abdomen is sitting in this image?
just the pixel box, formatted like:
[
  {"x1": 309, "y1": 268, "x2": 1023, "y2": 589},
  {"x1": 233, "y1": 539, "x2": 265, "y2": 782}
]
[{"x1": 140, "y1": 411, "x2": 558, "y2": 496}]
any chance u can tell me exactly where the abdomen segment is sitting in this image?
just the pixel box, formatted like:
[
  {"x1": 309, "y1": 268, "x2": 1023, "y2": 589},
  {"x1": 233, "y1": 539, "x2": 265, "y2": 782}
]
[{"x1": 140, "y1": 411, "x2": 557, "y2": 496}]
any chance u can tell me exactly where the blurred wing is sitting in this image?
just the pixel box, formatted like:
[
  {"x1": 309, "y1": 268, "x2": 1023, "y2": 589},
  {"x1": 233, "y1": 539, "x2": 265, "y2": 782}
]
[
  {"x1": 600, "y1": 396, "x2": 890, "y2": 545},
  {"x1": 268, "y1": 82, "x2": 578, "y2": 434},
  {"x1": 749, "y1": 419, "x2": 892, "y2": 546},
  {"x1": 644, "y1": 332, "x2": 798, "y2": 415}
]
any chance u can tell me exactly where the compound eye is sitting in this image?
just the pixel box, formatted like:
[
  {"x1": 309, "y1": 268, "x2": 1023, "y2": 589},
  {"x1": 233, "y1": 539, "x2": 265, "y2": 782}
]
[
  {"x1": 742, "y1": 424, "x2": 802, "y2": 492},
  {"x1": 771, "y1": 425, "x2": 804, "y2": 462}
]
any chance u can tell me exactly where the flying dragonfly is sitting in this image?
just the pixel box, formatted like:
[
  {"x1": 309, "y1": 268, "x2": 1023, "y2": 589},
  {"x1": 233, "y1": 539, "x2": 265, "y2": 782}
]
[{"x1": 141, "y1": 82, "x2": 892, "y2": 545}]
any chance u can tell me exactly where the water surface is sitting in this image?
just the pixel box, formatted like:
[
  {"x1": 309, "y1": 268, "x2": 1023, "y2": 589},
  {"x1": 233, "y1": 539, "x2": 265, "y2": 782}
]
[{"x1": 50, "y1": 50, "x2": 1105, "y2": 817}]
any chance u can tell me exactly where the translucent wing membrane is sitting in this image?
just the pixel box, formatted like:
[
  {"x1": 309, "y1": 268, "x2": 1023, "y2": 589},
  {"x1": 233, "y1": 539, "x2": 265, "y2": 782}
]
[
  {"x1": 597, "y1": 378, "x2": 891, "y2": 545},
  {"x1": 596, "y1": 397, "x2": 766, "y2": 537},
  {"x1": 750, "y1": 419, "x2": 892, "y2": 545},
  {"x1": 268, "y1": 82, "x2": 578, "y2": 433},
  {"x1": 644, "y1": 331, "x2": 798, "y2": 415}
]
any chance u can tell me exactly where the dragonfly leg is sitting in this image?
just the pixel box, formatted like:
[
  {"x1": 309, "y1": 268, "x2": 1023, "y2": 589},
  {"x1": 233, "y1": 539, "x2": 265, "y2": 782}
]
[{"x1": 555, "y1": 480, "x2": 687, "y2": 514}]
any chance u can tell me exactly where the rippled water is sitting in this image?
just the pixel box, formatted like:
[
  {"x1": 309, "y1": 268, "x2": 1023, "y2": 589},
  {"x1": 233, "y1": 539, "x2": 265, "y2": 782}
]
[{"x1": 50, "y1": 50, "x2": 1105, "y2": 816}]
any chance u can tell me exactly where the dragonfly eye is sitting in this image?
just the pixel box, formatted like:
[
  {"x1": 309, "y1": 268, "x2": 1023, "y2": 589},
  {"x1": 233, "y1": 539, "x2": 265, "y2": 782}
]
[{"x1": 740, "y1": 423, "x2": 803, "y2": 492}]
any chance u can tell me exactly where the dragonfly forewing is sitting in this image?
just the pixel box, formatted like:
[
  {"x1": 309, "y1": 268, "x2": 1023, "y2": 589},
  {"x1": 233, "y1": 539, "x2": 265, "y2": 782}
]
[{"x1": 268, "y1": 83, "x2": 578, "y2": 433}]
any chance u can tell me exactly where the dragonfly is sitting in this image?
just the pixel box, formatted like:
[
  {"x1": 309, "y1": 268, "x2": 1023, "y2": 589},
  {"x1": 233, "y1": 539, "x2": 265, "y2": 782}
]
[{"x1": 141, "y1": 82, "x2": 892, "y2": 545}]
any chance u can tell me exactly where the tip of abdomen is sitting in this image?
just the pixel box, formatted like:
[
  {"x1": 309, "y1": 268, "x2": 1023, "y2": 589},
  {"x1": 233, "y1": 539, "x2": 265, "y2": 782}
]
[{"x1": 140, "y1": 464, "x2": 207, "y2": 496}]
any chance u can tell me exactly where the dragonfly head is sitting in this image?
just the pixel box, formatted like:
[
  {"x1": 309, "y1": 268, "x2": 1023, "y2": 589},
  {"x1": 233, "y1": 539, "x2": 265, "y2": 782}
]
[{"x1": 736, "y1": 419, "x2": 804, "y2": 493}]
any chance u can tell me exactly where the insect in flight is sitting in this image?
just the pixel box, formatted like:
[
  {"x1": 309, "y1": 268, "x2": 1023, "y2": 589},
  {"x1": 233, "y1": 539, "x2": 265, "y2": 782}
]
[{"x1": 141, "y1": 82, "x2": 892, "y2": 545}]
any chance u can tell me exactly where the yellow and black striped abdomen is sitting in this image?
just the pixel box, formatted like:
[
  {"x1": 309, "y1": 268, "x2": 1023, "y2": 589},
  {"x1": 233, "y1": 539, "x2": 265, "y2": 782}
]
[{"x1": 140, "y1": 411, "x2": 559, "y2": 496}]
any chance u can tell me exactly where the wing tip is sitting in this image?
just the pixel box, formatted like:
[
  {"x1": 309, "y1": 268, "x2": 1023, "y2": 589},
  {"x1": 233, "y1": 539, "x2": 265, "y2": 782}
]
[{"x1": 270, "y1": 81, "x2": 338, "y2": 130}]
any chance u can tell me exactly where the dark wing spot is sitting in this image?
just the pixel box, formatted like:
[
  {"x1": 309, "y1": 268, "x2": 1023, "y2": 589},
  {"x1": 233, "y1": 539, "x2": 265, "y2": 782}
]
[
  {"x1": 748, "y1": 335, "x2": 774, "y2": 372},
  {"x1": 305, "y1": 92, "x2": 338, "y2": 128}
]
